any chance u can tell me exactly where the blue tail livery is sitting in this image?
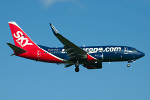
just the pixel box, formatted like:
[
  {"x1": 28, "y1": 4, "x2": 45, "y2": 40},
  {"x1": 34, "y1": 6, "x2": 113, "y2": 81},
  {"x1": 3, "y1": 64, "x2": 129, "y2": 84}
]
[{"x1": 7, "y1": 22, "x2": 145, "y2": 72}]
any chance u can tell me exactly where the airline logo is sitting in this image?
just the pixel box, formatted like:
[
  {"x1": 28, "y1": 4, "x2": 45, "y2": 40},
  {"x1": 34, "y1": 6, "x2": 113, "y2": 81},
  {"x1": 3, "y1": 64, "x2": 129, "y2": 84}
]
[
  {"x1": 61, "y1": 47, "x2": 122, "y2": 53},
  {"x1": 83, "y1": 47, "x2": 122, "y2": 53},
  {"x1": 13, "y1": 31, "x2": 33, "y2": 47}
]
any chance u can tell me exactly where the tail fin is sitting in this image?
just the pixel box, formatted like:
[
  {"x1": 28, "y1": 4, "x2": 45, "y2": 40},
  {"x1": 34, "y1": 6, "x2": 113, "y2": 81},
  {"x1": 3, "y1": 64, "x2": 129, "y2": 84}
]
[{"x1": 8, "y1": 22, "x2": 38, "y2": 50}]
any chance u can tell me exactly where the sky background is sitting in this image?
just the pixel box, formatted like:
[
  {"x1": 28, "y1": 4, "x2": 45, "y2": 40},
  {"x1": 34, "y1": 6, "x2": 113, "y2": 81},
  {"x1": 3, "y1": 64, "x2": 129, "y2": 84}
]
[{"x1": 0, "y1": 0, "x2": 150, "y2": 100}]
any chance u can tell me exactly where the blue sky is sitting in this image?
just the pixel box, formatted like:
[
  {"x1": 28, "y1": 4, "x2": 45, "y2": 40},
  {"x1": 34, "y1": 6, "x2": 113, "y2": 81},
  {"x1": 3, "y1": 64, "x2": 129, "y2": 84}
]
[{"x1": 0, "y1": 0, "x2": 150, "y2": 100}]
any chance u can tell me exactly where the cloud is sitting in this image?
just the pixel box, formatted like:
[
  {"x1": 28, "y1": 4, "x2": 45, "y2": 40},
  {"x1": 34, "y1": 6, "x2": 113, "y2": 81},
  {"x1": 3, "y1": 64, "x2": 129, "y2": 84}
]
[
  {"x1": 39, "y1": 0, "x2": 75, "y2": 8},
  {"x1": 39, "y1": 0, "x2": 85, "y2": 9}
]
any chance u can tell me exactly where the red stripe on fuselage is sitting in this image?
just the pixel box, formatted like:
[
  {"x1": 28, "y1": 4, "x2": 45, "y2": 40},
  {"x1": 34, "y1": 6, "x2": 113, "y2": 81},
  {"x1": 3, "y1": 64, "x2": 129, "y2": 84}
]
[
  {"x1": 16, "y1": 48, "x2": 64, "y2": 63},
  {"x1": 87, "y1": 54, "x2": 96, "y2": 61}
]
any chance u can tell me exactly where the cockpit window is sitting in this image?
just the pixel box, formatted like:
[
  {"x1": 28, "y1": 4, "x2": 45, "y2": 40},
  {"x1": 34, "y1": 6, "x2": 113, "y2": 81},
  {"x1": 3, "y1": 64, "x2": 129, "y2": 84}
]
[{"x1": 132, "y1": 48, "x2": 137, "y2": 51}]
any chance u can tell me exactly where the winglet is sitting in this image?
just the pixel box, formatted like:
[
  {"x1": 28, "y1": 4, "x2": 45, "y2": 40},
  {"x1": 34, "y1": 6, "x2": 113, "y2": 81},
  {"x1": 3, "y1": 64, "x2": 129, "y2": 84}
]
[{"x1": 50, "y1": 23, "x2": 59, "y2": 35}]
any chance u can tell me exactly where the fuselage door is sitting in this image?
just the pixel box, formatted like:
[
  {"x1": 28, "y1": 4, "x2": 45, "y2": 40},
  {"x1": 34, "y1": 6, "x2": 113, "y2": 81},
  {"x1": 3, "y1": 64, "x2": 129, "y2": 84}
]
[{"x1": 124, "y1": 47, "x2": 128, "y2": 54}]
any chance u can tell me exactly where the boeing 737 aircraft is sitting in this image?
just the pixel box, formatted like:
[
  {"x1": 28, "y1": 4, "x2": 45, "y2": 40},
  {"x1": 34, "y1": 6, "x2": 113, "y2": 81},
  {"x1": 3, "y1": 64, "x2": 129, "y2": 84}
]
[{"x1": 7, "y1": 22, "x2": 145, "y2": 72}]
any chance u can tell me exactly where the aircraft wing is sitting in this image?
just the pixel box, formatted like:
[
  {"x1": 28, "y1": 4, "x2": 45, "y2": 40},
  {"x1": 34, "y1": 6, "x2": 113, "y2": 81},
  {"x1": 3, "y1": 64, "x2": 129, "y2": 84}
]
[{"x1": 50, "y1": 23, "x2": 96, "y2": 62}]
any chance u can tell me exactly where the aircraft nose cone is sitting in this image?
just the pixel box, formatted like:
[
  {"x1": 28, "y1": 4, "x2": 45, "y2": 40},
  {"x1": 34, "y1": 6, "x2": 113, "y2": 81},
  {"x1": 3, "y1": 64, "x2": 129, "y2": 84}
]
[{"x1": 140, "y1": 52, "x2": 145, "y2": 58}]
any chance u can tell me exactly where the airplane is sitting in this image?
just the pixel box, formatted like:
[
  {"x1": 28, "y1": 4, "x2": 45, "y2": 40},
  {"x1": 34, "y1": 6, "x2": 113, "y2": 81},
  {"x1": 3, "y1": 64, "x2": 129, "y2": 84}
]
[{"x1": 7, "y1": 21, "x2": 145, "y2": 72}]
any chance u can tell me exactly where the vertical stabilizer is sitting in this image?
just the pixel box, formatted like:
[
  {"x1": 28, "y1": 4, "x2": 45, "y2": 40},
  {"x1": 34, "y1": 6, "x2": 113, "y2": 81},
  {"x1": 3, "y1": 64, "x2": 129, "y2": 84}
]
[{"x1": 8, "y1": 22, "x2": 38, "y2": 50}]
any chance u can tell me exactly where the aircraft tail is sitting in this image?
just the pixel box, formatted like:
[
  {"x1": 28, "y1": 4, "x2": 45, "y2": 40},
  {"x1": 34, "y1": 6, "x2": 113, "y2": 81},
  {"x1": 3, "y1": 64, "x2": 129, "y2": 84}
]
[
  {"x1": 7, "y1": 42, "x2": 27, "y2": 55},
  {"x1": 8, "y1": 22, "x2": 39, "y2": 51}
]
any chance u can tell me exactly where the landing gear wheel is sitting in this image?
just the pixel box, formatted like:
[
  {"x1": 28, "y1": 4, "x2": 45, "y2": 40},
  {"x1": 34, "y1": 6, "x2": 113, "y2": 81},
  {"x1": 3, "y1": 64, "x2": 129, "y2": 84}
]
[
  {"x1": 75, "y1": 67, "x2": 79, "y2": 72},
  {"x1": 127, "y1": 64, "x2": 130, "y2": 67}
]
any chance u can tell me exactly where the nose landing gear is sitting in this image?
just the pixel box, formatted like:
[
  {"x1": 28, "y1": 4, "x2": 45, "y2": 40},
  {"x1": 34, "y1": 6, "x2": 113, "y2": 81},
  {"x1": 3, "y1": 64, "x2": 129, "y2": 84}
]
[
  {"x1": 127, "y1": 63, "x2": 130, "y2": 67},
  {"x1": 127, "y1": 60, "x2": 133, "y2": 67}
]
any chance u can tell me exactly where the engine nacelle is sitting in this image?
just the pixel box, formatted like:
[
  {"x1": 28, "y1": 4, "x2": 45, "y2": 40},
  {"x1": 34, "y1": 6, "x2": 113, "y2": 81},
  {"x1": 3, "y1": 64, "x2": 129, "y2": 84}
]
[{"x1": 83, "y1": 62, "x2": 102, "y2": 69}]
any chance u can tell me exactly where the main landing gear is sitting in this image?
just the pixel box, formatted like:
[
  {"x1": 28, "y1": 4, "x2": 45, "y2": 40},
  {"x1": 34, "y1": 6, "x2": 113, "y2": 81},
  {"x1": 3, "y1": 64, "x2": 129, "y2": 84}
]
[
  {"x1": 75, "y1": 62, "x2": 79, "y2": 72},
  {"x1": 127, "y1": 60, "x2": 136, "y2": 67},
  {"x1": 75, "y1": 67, "x2": 79, "y2": 72}
]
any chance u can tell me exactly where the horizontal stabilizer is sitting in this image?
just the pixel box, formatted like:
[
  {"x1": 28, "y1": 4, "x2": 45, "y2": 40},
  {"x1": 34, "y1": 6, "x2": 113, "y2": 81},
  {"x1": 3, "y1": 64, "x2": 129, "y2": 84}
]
[{"x1": 7, "y1": 42, "x2": 27, "y2": 53}]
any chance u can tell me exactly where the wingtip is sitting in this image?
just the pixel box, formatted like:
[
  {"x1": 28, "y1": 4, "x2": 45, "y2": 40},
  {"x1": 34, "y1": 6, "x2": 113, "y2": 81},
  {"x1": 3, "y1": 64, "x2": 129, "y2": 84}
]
[
  {"x1": 50, "y1": 23, "x2": 59, "y2": 34},
  {"x1": 6, "y1": 42, "x2": 10, "y2": 45}
]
